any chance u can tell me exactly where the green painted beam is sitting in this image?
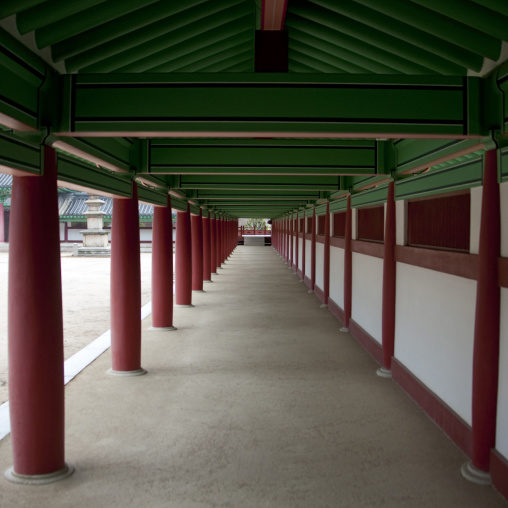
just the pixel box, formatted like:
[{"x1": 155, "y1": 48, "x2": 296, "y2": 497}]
[
  {"x1": 193, "y1": 189, "x2": 321, "y2": 200},
  {"x1": 0, "y1": 0, "x2": 45, "y2": 19},
  {"x1": 148, "y1": 140, "x2": 377, "y2": 175},
  {"x1": 288, "y1": 26, "x2": 400, "y2": 74},
  {"x1": 36, "y1": 0, "x2": 159, "y2": 49},
  {"x1": 66, "y1": 1, "x2": 251, "y2": 72},
  {"x1": 289, "y1": 1, "x2": 464, "y2": 74},
  {"x1": 285, "y1": 13, "x2": 430, "y2": 75},
  {"x1": 51, "y1": 0, "x2": 209, "y2": 62},
  {"x1": 353, "y1": 0, "x2": 501, "y2": 61},
  {"x1": 59, "y1": 74, "x2": 480, "y2": 137},
  {"x1": 309, "y1": 0, "x2": 483, "y2": 72},
  {"x1": 0, "y1": 132, "x2": 41, "y2": 175},
  {"x1": 17, "y1": 0, "x2": 107, "y2": 35},
  {"x1": 470, "y1": 0, "x2": 508, "y2": 18}
]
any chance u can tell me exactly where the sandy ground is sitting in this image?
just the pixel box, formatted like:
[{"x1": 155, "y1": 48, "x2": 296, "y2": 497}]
[{"x1": 0, "y1": 251, "x2": 153, "y2": 405}]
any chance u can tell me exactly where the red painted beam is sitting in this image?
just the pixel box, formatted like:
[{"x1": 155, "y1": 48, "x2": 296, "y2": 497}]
[{"x1": 261, "y1": 0, "x2": 288, "y2": 30}]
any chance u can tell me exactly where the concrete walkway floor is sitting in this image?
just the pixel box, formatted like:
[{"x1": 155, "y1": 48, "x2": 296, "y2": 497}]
[{"x1": 0, "y1": 246, "x2": 506, "y2": 508}]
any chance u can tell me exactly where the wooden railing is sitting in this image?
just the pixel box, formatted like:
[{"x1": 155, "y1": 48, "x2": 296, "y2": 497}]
[{"x1": 238, "y1": 227, "x2": 271, "y2": 236}]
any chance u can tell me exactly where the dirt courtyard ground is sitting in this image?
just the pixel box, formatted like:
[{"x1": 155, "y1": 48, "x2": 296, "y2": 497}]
[{"x1": 0, "y1": 251, "x2": 153, "y2": 405}]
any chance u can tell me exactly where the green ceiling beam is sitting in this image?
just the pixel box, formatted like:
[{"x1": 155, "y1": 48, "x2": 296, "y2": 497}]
[
  {"x1": 122, "y1": 24, "x2": 252, "y2": 73},
  {"x1": 57, "y1": 74, "x2": 481, "y2": 137},
  {"x1": 36, "y1": 0, "x2": 159, "y2": 49},
  {"x1": 285, "y1": 13, "x2": 433, "y2": 75},
  {"x1": 470, "y1": 0, "x2": 508, "y2": 18},
  {"x1": 174, "y1": 174, "x2": 341, "y2": 191},
  {"x1": 288, "y1": 48, "x2": 350, "y2": 73},
  {"x1": 309, "y1": 0, "x2": 483, "y2": 72},
  {"x1": 16, "y1": 0, "x2": 107, "y2": 35},
  {"x1": 289, "y1": 1, "x2": 464, "y2": 75},
  {"x1": 0, "y1": 132, "x2": 41, "y2": 175},
  {"x1": 0, "y1": 0, "x2": 46, "y2": 19},
  {"x1": 353, "y1": 0, "x2": 501, "y2": 61},
  {"x1": 195, "y1": 50, "x2": 252, "y2": 73},
  {"x1": 66, "y1": 1, "x2": 250, "y2": 72},
  {"x1": 51, "y1": 0, "x2": 209, "y2": 62},
  {"x1": 288, "y1": 26, "x2": 400, "y2": 74},
  {"x1": 193, "y1": 190, "x2": 321, "y2": 200}
]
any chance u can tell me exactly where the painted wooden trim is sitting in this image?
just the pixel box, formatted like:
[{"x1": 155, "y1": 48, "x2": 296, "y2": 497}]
[
  {"x1": 391, "y1": 358, "x2": 472, "y2": 457},
  {"x1": 490, "y1": 449, "x2": 508, "y2": 500},
  {"x1": 328, "y1": 298, "x2": 345, "y2": 324},
  {"x1": 349, "y1": 319, "x2": 383, "y2": 365},
  {"x1": 316, "y1": 235, "x2": 325, "y2": 244},
  {"x1": 314, "y1": 284, "x2": 325, "y2": 304},
  {"x1": 395, "y1": 245, "x2": 478, "y2": 280},
  {"x1": 352, "y1": 239, "x2": 384, "y2": 259},
  {"x1": 330, "y1": 236, "x2": 345, "y2": 248},
  {"x1": 499, "y1": 257, "x2": 508, "y2": 288}
]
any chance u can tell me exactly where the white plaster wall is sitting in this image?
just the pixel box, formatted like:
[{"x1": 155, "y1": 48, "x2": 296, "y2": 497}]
[
  {"x1": 140, "y1": 229, "x2": 152, "y2": 241},
  {"x1": 315, "y1": 242, "x2": 324, "y2": 289},
  {"x1": 497, "y1": 288, "x2": 508, "y2": 459},
  {"x1": 470, "y1": 186, "x2": 482, "y2": 255},
  {"x1": 305, "y1": 239, "x2": 312, "y2": 278},
  {"x1": 330, "y1": 246, "x2": 344, "y2": 307},
  {"x1": 59, "y1": 222, "x2": 65, "y2": 241},
  {"x1": 396, "y1": 200, "x2": 407, "y2": 246},
  {"x1": 298, "y1": 238, "x2": 303, "y2": 271},
  {"x1": 351, "y1": 252, "x2": 383, "y2": 343},
  {"x1": 394, "y1": 263, "x2": 476, "y2": 424},
  {"x1": 68, "y1": 229, "x2": 83, "y2": 241},
  {"x1": 501, "y1": 181, "x2": 508, "y2": 257}
]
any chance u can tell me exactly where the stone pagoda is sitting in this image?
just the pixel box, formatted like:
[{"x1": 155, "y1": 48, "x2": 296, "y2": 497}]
[{"x1": 77, "y1": 195, "x2": 111, "y2": 256}]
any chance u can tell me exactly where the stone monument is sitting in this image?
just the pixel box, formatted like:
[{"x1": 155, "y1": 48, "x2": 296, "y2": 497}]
[{"x1": 77, "y1": 195, "x2": 111, "y2": 256}]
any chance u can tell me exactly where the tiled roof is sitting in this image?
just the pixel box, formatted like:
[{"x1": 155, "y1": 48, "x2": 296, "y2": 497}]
[
  {"x1": 0, "y1": 174, "x2": 13, "y2": 187},
  {"x1": 59, "y1": 196, "x2": 153, "y2": 220}
]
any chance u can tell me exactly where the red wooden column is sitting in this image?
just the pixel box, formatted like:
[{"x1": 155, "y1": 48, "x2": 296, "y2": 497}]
[
  {"x1": 191, "y1": 208, "x2": 204, "y2": 292},
  {"x1": 151, "y1": 195, "x2": 176, "y2": 331},
  {"x1": 341, "y1": 195, "x2": 352, "y2": 332},
  {"x1": 309, "y1": 207, "x2": 316, "y2": 293},
  {"x1": 295, "y1": 211, "x2": 300, "y2": 274},
  {"x1": 216, "y1": 213, "x2": 222, "y2": 269},
  {"x1": 210, "y1": 212, "x2": 217, "y2": 275},
  {"x1": 203, "y1": 210, "x2": 212, "y2": 283},
  {"x1": 7, "y1": 146, "x2": 73, "y2": 484},
  {"x1": 289, "y1": 212, "x2": 294, "y2": 270},
  {"x1": 175, "y1": 203, "x2": 193, "y2": 307},
  {"x1": 462, "y1": 149, "x2": 501, "y2": 485},
  {"x1": 300, "y1": 213, "x2": 306, "y2": 283},
  {"x1": 110, "y1": 181, "x2": 145, "y2": 376},
  {"x1": 322, "y1": 201, "x2": 331, "y2": 307},
  {"x1": 285, "y1": 214, "x2": 290, "y2": 264},
  {"x1": 377, "y1": 182, "x2": 396, "y2": 377},
  {"x1": 0, "y1": 202, "x2": 4, "y2": 242}
]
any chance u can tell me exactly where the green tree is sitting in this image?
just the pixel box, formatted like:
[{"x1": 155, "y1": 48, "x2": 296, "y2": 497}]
[{"x1": 244, "y1": 218, "x2": 270, "y2": 230}]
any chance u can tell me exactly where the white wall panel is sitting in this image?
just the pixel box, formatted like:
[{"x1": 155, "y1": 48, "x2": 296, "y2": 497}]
[
  {"x1": 315, "y1": 242, "x2": 324, "y2": 289},
  {"x1": 140, "y1": 228, "x2": 152, "y2": 241},
  {"x1": 59, "y1": 222, "x2": 65, "y2": 241},
  {"x1": 395, "y1": 263, "x2": 476, "y2": 424},
  {"x1": 497, "y1": 288, "x2": 508, "y2": 459},
  {"x1": 305, "y1": 239, "x2": 312, "y2": 278},
  {"x1": 298, "y1": 238, "x2": 303, "y2": 271},
  {"x1": 351, "y1": 252, "x2": 383, "y2": 343},
  {"x1": 470, "y1": 186, "x2": 482, "y2": 255},
  {"x1": 330, "y1": 246, "x2": 344, "y2": 307}
]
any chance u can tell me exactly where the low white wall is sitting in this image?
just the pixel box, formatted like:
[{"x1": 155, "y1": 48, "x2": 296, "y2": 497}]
[
  {"x1": 298, "y1": 237, "x2": 303, "y2": 271},
  {"x1": 140, "y1": 229, "x2": 153, "y2": 242},
  {"x1": 330, "y1": 246, "x2": 344, "y2": 308},
  {"x1": 68, "y1": 229, "x2": 84, "y2": 241},
  {"x1": 59, "y1": 222, "x2": 65, "y2": 241},
  {"x1": 315, "y1": 242, "x2": 324, "y2": 289},
  {"x1": 497, "y1": 288, "x2": 508, "y2": 459},
  {"x1": 394, "y1": 263, "x2": 476, "y2": 424},
  {"x1": 305, "y1": 239, "x2": 312, "y2": 278},
  {"x1": 351, "y1": 252, "x2": 383, "y2": 343},
  {"x1": 470, "y1": 186, "x2": 482, "y2": 255}
]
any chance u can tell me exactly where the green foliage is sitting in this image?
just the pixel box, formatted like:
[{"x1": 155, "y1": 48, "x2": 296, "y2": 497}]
[{"x1": 244, "y1": 218, "x2": 269, "y2": 230}]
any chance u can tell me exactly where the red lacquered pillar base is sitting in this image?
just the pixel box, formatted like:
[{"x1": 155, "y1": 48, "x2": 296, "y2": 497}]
[
  {"x1": 191, "y1": 209, "x2": 204, "y2": 292},
  {"x1": 151, "y1": 195, "x2": 176, "y2": 331},
  {"x1": 6, "y1": 146, "x2": 74, "y2": 484},
  {"x1": 462, "y1": 149, "x2": 501, "y2": 485},
  {"x1": 110, "y1": 182, "x2": 146, "y2": 376},
  {"x1": 175, "y1": 204, "x2": 193, "y2": 307}
]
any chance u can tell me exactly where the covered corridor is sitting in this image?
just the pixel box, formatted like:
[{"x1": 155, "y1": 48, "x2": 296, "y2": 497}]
[{"x1": 0, "y1": 245, "x2": 504, "y2": 507}]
